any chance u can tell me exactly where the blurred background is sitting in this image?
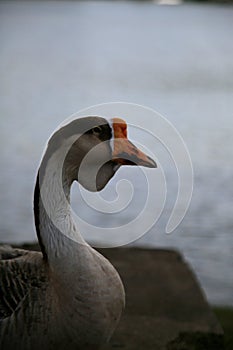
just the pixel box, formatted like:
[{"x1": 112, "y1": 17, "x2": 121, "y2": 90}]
[{"x1": 0, "y1": 0, "x2": 233, "y2": 307}]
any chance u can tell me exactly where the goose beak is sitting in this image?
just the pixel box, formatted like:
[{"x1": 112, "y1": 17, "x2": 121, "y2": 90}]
[{"x1": 111, "y1": 118, "x2": 157, "y2": 168}]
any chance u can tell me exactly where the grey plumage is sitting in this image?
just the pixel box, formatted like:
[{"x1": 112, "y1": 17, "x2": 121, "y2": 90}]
[
  {"x1": 0, "y1": 246, "x2": 50, "y2": 349},
  {"x1": 0, "y1": 245, "x2": 124, "y2": 350}
]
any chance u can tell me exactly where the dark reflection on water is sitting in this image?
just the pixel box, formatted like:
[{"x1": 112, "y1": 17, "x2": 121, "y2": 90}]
[{"x1": 0, "y1": 1, "x2": 233, "y2": 305}]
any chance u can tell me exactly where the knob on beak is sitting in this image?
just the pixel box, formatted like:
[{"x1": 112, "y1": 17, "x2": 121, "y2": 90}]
[{"x1": 111, "y1": 118, "x2": 157, "y2": 168}]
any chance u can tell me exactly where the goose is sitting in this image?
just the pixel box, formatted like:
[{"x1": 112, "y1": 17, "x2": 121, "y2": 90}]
[{"x1": 0, "y1": 116, "x2": 156, "y2": 350}]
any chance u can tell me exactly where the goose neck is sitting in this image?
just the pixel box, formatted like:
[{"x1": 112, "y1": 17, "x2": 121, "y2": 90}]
[{"x1": 34, "y1": 143, "x2": 86, "y2": 262}]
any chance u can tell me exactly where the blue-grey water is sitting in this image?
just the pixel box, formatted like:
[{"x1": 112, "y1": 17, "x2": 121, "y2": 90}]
[{"x1": 0, "y1": 1, "x2": 233, "y2": 306}]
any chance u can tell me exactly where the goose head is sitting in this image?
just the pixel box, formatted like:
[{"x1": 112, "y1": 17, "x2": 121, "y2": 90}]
[{"x1": 45, "y1": 116, "x2": 157, "y2": 192}]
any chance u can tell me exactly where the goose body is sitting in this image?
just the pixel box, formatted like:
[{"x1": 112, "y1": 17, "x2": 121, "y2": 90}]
[{"x1": 0, "y1": 116, "x2": 156, "y2": 350}]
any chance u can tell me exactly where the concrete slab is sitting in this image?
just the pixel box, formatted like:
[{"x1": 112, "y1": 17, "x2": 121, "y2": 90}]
[{"x1": 99, "y1": 248, "x2": 224, "y2": 350}]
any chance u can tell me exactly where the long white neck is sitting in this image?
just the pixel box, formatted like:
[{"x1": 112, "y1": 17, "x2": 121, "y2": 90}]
[{"x1": 34, "y1": 136, "x2": 88, "y2": 264}]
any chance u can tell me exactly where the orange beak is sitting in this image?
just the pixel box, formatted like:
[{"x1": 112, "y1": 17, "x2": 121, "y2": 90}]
[{"x1": 111, "y1": 118, "x2": 157, "y2": 168}]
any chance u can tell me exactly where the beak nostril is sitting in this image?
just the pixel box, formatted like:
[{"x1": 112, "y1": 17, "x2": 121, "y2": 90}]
[{"x1": 113, "y1": 147, "x2": 157, "y2": 168}]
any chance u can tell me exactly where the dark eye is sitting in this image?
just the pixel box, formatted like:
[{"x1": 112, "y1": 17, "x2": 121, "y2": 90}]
[{"x1": 92, "y1": 126, "x2": 102, "y2": 135}]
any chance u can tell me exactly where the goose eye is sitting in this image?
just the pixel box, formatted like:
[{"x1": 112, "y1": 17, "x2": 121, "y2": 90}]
[{"x1": 92, "y1": 126, "x2": 102, "y2": 135}]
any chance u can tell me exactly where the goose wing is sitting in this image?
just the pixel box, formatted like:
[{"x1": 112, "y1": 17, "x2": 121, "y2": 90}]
[{"x1": 0, "y1": 245, "x2": 46, "y2": 320}]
